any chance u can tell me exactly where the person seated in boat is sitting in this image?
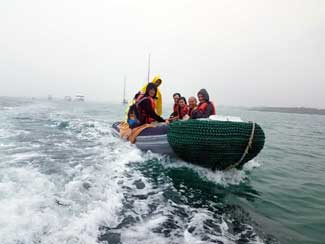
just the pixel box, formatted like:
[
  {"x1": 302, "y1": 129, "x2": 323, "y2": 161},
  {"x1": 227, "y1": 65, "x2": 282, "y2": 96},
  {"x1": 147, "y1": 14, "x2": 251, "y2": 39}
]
[
  {"x1": 169, "y1": 92, "x2": 181, "y2": 120},
  {"x1": 188, "y1": 96, "x2": 198, "y2": 117},
  {"x1": 177, "y1": 97, "x2": 189, "y2": 120},
  {"x1": 191, "y1": 89, "x2": 216, "y2": 119},
  {"x1": 136, "y1": 83, "x2": 169, "y2": 126},
  {"x1": 140, "y1": 75, "x2": 163, "y2": 116},
  {"x1": 125, "y1": 77, "x2": 162, "y2": 123}
]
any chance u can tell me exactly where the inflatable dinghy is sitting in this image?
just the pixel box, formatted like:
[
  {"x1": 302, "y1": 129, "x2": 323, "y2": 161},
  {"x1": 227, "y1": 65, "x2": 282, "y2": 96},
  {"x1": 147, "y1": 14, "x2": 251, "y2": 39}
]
[{"x1": 112, "y1": 119, "x2": 265, "y2": 170}]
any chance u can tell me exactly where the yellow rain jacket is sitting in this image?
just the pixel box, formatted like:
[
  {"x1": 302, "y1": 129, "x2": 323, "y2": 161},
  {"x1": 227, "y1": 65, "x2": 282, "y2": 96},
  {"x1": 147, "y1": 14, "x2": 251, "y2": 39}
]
[{"x1": 140, "y1": 75, "x2": 163, "y2": 116}]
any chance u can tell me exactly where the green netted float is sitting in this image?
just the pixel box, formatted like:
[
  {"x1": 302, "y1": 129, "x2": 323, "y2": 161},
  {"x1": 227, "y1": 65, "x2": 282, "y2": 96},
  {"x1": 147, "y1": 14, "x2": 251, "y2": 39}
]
[{"x1": 167, "y1": 120, "x2": 265, "y2": 170}]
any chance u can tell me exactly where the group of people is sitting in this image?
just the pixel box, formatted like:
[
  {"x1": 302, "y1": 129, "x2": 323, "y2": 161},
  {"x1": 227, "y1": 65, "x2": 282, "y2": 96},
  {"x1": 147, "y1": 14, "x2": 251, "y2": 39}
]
[
  {"x1": 126, "y1": 75, "x2": 216, "y2": 128},
  {"x1": 169, "y1": 89, "x2": 216, "y2": 121}
]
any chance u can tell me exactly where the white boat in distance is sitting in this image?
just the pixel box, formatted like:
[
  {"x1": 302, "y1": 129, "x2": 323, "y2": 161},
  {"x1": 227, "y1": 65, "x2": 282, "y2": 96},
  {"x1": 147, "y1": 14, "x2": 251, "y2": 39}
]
[
  {"x1": 64, "y1": 96, "x2": 72, "y2": 101},
  {"x1": 75, "y1": 95, "x2": 85, "y2": 102},
  {"x1": 122, "y1": 77, "x2": 128, "y2": 104}
]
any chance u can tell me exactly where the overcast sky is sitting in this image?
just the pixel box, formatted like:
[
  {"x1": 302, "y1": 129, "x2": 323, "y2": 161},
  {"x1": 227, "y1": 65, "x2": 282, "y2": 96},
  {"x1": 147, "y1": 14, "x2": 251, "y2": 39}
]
[{"x1": 0, "y1": 0, "x2": 324, "y2": 107}]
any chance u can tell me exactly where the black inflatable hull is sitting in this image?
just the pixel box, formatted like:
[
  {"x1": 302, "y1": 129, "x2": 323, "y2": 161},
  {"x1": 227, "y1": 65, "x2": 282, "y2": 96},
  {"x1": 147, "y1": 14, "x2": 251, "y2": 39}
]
[
  {"x1": 112, "y1": 120, "x2": 265, "y2": 170},
  {"x1": 112, "y1": 122, "x2": 175, "y2": 155}
]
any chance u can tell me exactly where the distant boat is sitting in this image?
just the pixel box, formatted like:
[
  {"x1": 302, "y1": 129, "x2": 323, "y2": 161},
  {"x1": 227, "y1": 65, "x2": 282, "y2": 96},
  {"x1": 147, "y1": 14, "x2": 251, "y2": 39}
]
[
  {"x1": 48, "y1": 95, "x2": 53, "y2": 100},
  {"x1": 75, "y1": 95, "x2": 85, "y2": 102},
  {"x1": 64, "y1": 96, "x2": 72, "y2": 101},
  {"x1": 122, "y1": 77, "x2": 128, "y2": 104}
]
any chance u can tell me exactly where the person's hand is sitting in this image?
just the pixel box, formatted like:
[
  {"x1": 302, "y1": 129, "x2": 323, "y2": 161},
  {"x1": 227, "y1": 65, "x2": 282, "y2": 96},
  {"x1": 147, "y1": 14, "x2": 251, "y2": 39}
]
[
  {"x1": 183, "y1": 114, "x2": 190, "y2": 120},
  {"x1": 165, "y1": 119, "x2": 170, "y2": 124}
]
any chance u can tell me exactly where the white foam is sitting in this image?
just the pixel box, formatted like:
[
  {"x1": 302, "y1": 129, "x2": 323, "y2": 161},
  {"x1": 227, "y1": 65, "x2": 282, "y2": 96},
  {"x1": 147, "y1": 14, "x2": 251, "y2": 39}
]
[
  {"x1": 196, "y1": 159, "x2": 261, "y2": 186},
  {"x1": 0, "y1": 103, "x2": 265, "y2": 244},
  {"x1": 159, "y1": 156, "x2": 261, "y2": 186},
  {"x1": 0, "y1": 126, "x2": 145, "y2": 244},
  {"x1": 122, "y1": 216, "x2": 170, "y2": 244},
  {"x1": 209, "y1": 115, "x2": 243, "y2": 122},
  {"x1": 184, "y1": 210, "x2": 233, "y2": 244},
  {"x1": 0, "y1": 143, "x2": 16, "y2": 149}
]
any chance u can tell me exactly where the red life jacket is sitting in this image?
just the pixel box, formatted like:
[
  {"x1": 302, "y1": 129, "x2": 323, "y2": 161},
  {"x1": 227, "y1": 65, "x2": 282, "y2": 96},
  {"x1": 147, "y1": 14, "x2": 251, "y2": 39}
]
[
  {"x1": 178, "y1": 105, "x2": 189, "y2": 119},
  {"x1": 196, "y1": 101, "x2": 216, "y2": 115},
  {"x1": 137, "y1": 94, "x2": 159, "y2": 113},
  {"x1": 135, "y1": 94, "x2": 144, "y2": 103},
  {"x1": 136, "y1": 96, "x2": 156, "y2": 124}
]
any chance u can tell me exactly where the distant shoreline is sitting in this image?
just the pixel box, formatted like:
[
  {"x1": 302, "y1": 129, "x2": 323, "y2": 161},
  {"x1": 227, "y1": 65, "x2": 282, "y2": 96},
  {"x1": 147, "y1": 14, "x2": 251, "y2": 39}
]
[{"x1": 250, "y1": 107, "x2": 325, "y2": 116}]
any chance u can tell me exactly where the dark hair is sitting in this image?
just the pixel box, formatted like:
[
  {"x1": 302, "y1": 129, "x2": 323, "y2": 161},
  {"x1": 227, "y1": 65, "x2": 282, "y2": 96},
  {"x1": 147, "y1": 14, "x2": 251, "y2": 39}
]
[
  {"x1": 173, "y1": 93, "x2": 181, "y2": 98},
  {"x1": 145, "y1": 83, "x2": 157, "y2": 98},
  {"x1": 177, "y1": 97, "x2": 187, "y2": 119},
  {"x1": 133, "y1": 91, "x2": 141, "y2": 99},
  {"x1": 178, "y1": 97, "x2": 187, "y2": 105},
  {"x1": 197, "y1": 88, "x2": 209, "y2": 102}
]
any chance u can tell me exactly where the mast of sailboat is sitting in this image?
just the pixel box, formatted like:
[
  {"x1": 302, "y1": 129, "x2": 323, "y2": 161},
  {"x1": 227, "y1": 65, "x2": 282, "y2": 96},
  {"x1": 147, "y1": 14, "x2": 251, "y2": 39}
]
[
  {"x1": 147, "y1": 53, "x2": 151, "y2": 83},
  {"x1": 123, "y1": 76, "x2": 127, "y2": 103}
]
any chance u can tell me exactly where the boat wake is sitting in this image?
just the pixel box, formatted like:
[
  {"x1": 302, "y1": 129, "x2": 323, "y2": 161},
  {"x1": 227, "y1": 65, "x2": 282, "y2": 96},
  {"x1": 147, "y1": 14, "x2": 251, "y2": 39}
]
[{"x1": 0, "y1": 100, "x2": 270, "y2": 244}]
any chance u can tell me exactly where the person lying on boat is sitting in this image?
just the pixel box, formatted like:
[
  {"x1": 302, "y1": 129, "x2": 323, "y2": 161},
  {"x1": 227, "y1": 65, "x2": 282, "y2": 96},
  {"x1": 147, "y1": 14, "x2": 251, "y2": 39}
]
[
  {"x1": 140, "y1": 75, "x2": 163, "y2": 116},
  {"x1": 136, "y1": 83, "x2": 169, "y2": 126},
  {"x1": 191, "y1": 89, "x2": 216, "y2": 119},
  {"x1": 169, "y1": 92, "x2": 181, "y2": 121},
  {"x1": 188, "y1": 96, "x2": 198, "y2": 117}
]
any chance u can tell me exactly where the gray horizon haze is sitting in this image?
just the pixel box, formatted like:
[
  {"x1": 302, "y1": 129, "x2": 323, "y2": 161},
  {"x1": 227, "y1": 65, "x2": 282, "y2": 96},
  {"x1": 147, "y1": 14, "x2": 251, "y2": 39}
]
[{"x1": 1, "y1": 0, "x2": 324, "y2": 108}]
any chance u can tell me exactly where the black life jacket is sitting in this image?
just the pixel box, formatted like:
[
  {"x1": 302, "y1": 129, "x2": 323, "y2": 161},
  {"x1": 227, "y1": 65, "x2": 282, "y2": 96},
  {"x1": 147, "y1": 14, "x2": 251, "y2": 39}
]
[{"x1": 127, "y1": 95, "x2": 155, "y2": 128}]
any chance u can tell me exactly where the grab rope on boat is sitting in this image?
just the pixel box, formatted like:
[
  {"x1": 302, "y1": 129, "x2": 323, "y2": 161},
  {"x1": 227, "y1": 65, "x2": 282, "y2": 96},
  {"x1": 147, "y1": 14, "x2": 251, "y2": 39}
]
[
  {"x1": 167, "y1": 120, "x2": 265, "y2": 170},
  {"x1": 226, "y1": 121, "x2": 256, "y2": 170}
]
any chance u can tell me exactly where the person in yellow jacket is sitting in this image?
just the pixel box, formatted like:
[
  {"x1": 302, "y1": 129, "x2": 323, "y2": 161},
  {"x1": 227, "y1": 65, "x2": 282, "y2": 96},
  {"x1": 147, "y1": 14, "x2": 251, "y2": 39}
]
[
  {"x1": 124, "y1": 75, "x2": 163, "y2": 123},
  {"x1": 140, "y1": 75, "x2": 163, "y2": 116}
]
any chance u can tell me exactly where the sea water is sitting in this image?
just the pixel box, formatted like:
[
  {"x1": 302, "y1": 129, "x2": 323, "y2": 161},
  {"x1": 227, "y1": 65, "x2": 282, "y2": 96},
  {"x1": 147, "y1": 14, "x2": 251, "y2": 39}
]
[{"x1": 0, "y1": 97, "x2": 324, "y2": 244}]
